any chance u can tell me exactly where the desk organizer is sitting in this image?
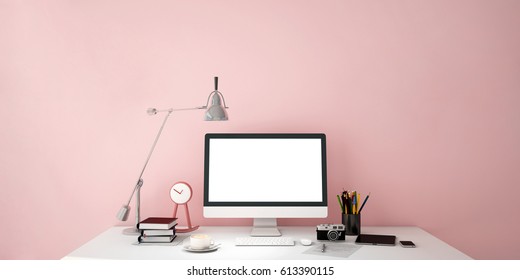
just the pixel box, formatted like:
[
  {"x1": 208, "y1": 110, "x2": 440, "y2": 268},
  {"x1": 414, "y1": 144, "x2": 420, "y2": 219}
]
[{"x1": 342, "y1": 214, "x2": 361, "y2": 235}]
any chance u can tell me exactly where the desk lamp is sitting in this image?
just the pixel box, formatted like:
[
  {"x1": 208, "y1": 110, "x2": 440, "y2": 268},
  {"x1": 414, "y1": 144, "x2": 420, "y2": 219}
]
[{"x1": 116, "y1": 77, "x2": 229, "y2": 234}]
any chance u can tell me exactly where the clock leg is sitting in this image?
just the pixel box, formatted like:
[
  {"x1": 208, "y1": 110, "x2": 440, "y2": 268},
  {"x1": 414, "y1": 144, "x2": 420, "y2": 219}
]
[
  {"x1": 172, "y1": 203, "x2": 179, "y2": 219},
  {"x1": 184, "y1": 204, "x2": 192, "y2": 229},
  {"x1": 175, "y1": 204, "x2": 199, "y2": 233}
]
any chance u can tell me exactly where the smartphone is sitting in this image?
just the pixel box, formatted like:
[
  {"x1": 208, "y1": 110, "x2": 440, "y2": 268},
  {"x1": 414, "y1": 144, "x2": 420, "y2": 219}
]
[{"x1": 399, "y1": 241, "x2": 416, "y2": 248}]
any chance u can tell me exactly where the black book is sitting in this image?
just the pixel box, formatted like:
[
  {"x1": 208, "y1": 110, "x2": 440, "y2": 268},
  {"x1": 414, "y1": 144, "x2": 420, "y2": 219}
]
[{"x1": 138, "y1": 234, "x2": 176, "y2": 243}]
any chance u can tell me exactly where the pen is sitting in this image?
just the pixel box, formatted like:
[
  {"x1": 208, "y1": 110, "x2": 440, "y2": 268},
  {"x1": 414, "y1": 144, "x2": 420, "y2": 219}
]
[
  {"x1": 321, "y1": 243, "x2": 326, "y2": 253},
  {"x1": 358, "y1": 192, "x2": 370, "y2": 213},
  {"x1": 352, "y1": 192, "x2": 357, "y2": 214}
]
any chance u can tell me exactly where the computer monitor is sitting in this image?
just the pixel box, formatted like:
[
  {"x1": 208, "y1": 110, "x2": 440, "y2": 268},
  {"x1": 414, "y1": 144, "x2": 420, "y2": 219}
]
[{"x1": 203, "y1": 133, "x2": 327, "y2": 236}]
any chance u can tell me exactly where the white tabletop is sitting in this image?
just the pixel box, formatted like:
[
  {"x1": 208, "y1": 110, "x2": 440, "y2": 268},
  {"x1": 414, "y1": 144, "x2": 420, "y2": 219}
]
[{"x1": 63, "y1": 226, "x2": 471, "y2": 260}]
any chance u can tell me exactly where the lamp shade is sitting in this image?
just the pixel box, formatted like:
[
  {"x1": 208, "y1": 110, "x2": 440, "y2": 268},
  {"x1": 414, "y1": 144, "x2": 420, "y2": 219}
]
[
  {"x1": 205, "y1": 91, "x2": 228, "y2": 121},
  {"x1": 117, "y1": 205, "x2": 130, "y2": 221},
  {"x1": 204, "y1": 77, "x2": 228, "y2": 121}
]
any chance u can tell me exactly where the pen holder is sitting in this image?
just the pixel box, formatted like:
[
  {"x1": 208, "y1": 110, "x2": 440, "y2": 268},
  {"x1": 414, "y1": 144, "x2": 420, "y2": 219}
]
[{"x1": 342, "y1": 214, "x2": 361, "y2": 236}]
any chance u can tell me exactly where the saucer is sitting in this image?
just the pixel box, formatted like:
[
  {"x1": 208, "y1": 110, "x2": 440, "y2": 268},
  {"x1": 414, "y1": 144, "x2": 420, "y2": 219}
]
[{"x1": 183, "y1": 244, "x2": 219, "y2": 253}]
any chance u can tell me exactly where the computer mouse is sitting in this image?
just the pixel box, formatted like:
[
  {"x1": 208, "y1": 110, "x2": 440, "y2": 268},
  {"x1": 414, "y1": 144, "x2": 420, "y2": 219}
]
[{"x1": 300, "y1": 239, "x2": 312, "y2": 246}]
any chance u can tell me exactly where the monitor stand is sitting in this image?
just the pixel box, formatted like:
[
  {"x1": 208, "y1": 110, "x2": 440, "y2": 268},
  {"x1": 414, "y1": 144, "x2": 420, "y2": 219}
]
[{"x1": 250, "y1": 218, "x2": 281, "y2": 236}]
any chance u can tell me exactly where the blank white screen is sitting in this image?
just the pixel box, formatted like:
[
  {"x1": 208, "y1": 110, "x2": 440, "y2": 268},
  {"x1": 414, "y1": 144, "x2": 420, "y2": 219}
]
[{"x1": 208, "y1": 138, "x2": 323, "y2": 202}]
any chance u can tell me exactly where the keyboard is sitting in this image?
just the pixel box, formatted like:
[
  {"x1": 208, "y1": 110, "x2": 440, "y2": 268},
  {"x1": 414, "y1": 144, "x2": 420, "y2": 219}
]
[{"x1": 235, "y1": 237, "x2": 295, "y2": 246}]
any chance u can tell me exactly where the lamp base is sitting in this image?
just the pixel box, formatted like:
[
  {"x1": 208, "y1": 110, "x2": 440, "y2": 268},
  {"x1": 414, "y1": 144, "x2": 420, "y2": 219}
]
[{"x1": 121, "y1": 227, "x2": 140, "y2": 235}]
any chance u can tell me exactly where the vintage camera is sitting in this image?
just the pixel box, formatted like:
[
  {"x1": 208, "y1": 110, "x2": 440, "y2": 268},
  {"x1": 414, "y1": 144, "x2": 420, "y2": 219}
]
[{"x1": 316, "y1": 224, "x2": 346, "y2": 241}]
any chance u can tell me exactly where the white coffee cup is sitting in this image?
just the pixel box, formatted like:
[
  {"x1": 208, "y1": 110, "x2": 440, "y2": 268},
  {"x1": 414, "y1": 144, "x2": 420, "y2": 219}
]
[{"x1": 190, "y1": 234, "x2": 213, "y2": 249}]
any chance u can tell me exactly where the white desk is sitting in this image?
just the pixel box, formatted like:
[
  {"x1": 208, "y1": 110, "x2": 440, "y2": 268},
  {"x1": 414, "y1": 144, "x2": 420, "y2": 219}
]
[{"x1": 63, "y1": 226, "x2": 471, "y2": 260}]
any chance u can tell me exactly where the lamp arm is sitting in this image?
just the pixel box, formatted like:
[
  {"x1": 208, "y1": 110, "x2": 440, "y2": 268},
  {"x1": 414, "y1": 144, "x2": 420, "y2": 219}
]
[
  {"x1": 122, "y1": 109, "x2": 172, "y2": 210},
  {"x1": 121, "y1": 107, "x2": 204, "y2": 208},
  {"x1": 123, "y1": 106, "x2": 205, "y2": 205},
  {"x1": 171, "y1": 106, "x2": 207, "y2": 111},
  {"x1": 137, "y1": 109, "x2": 172, "y2": 181}
]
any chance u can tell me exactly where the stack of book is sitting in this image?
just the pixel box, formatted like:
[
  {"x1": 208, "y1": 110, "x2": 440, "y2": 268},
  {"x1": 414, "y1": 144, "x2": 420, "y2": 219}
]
[{"x1": 137, "y1": 217, "x2": 178, "y2": 244}]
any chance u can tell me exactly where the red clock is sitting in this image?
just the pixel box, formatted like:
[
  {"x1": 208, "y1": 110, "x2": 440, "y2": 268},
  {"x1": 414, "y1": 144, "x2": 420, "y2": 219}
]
[{"x1": 169, "y1": 181, "x2": 199, "y2": 233}]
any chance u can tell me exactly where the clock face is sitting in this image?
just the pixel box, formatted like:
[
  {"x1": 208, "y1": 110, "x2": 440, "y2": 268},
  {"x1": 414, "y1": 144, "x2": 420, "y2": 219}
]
[{"x1": 169, "y1": 182, "x2": 193, "y2": 205}]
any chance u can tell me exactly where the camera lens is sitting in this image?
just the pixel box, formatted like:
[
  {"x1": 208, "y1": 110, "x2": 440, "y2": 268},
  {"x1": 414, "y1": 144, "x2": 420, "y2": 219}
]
[{"x1": 327, "y1": 230, "x2": 339, "y2": 241}]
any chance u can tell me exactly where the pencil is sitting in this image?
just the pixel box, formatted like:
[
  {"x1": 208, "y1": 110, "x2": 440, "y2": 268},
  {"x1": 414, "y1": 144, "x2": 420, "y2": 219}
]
[
  {"x1": 357, "y1": 193, "x2": 360, "y2": 214},
  {"x1": 353, "y1": 192, "x2": 357, "y2": 214},
  {"x1": 336, "y1": 195, "x2": 344, "y2": 213},
  {"x1": 358, "y1": 192, "x2": 371, "y2": 213}
]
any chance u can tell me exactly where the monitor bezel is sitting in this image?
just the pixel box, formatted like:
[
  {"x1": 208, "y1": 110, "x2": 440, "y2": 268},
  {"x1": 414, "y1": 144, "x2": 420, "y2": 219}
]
[{"x1": 203, "y1": 133, "x2": 327, "y2": 207}]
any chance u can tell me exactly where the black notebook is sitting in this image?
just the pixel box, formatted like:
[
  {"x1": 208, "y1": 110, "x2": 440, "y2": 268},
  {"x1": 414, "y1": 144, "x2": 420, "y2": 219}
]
[{"x1": 355, "y1": 234, "x2": 396, "y2": 246}]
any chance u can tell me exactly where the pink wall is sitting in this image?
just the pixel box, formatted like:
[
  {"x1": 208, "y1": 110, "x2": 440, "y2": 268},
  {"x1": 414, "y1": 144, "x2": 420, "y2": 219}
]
[{"x1": 1, "y1": 0, "x2": 519, "y2": 259}]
